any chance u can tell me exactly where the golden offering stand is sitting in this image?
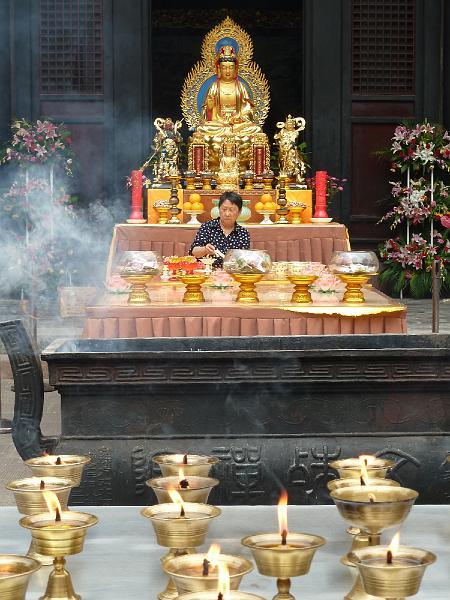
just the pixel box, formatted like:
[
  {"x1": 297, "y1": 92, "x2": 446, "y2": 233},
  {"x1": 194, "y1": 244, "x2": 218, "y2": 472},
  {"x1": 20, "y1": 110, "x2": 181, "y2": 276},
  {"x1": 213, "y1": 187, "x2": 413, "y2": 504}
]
[
  {"x1": 242, "y1": 532, "x2": 325, "y2": 600},
  {"x1": 330, "y1": 486, "x2": 418, "y2": 600},
  {"x1": 146, "y1": 475, "x2": 219, "y2": 504},
  {"x1": 153, "y1": 454, "x2": 219, "y2": 478},
  {"x1": 231, "y1": 273, "x2": 264, "y2": 303},
  {"x1": 20, "y1": 510, "x2": 98, "y2": 600},
  {"x1": 154, "y1": 201, "x2": 171, "y2": 224},
  {"x1": 142, "y1": 502, "x2": 221, "y2": 600},
  {"x1": 163, "y1": 552, "x2": 253, "y2": 596},
  {"x1": 178, "y1": 274, "x2": 208, "y2": 303},
  {"x1": 25, "y1": 455, "x2": 91, "y2": 488},
  {"x1": 287, "y1": 274, "x2": 318, "y2": 304},
  {"x1": 349, "y1": 545, "x2": 436, "y2": 600},
  {"x1": 119, "y1": 273, "x2": 156, "y2": 305},
  {"x1": 288, "y1": 203, "x2": 306, "y2": 224},
  {"x1": 7, "y1": 477, "x2": 74, "y2": 565},
  {"x1": 0, "y1": 554, "x2": 40, "y2": 600},
  {"x1": 338, "y1": 273, "x2": 378, "y2": 304}
]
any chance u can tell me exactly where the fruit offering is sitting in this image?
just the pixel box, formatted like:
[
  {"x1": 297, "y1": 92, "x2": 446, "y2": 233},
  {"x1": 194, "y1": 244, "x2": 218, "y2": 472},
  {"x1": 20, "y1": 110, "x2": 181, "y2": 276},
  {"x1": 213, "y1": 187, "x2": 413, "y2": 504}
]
[
  {"x1": 164, "y1": 255, "x2": 201, "y2": 274},
  {"x1": 183, "y1": 193, "x2": 204, "y2": 212},
  {"x1": 254, "y1": 192, "x2": 277, "y2": 212}
]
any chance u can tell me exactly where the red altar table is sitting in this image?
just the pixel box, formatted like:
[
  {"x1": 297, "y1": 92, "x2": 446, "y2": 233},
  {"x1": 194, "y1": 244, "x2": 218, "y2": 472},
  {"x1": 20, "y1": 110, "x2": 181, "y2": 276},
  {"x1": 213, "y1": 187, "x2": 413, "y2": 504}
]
[
  {"x1": 106, "y1": 223, "x2": 350, "y2": 280},
  {"x1": 83, "y1": 287, "x2": 407, "y2": 338}
]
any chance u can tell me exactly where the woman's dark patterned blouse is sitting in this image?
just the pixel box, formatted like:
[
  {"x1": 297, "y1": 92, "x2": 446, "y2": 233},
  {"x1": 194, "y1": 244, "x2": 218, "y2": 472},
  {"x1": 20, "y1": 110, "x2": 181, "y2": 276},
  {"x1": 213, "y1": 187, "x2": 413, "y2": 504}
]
[{"x1": 189, "y1": 219, "x2": 251, "y2": 267}]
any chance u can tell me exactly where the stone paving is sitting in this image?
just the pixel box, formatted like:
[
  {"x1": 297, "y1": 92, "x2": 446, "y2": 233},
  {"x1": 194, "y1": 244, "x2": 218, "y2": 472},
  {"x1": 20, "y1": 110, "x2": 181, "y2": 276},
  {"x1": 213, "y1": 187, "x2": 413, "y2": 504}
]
[{"x1": 0, "y1": 300, "x2": 449, "y2": 505}]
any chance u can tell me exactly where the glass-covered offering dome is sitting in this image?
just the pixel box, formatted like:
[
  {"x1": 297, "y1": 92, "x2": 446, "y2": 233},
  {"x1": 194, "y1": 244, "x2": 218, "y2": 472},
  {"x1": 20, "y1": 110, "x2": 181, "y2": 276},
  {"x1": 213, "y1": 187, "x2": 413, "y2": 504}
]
[
  {"x1": 223, "y1": 249, "x2": 272, "y2": 274},
  {"x1": 118, "y1": 251, "x2": 163, "y2": 276},
  {"x1": 328, "y1": 251, "x2": 379, "y2": 275}
]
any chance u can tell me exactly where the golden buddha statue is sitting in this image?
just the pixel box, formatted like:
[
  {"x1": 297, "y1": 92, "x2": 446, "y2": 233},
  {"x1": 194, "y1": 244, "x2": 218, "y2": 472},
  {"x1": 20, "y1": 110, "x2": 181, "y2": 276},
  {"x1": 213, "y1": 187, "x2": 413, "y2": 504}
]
[
  {"x1": 217, "y1": 139, "x2": 240, "y2": 190},
  {"x1": 198, "y1": 45, "x2": 261, "y2": 140},
  {"x1": 182, "y1": 17, "x2": 270, "y2": 173}
]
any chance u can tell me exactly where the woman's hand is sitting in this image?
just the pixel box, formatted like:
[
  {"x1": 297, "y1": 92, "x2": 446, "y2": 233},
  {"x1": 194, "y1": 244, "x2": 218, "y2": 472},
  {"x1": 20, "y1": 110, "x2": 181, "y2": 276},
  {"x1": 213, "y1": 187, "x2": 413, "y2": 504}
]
[
  {"x1": 205, "y1": 243, "x2": 216, "y2": 256},
  {"x1": 192, "y1": 244, "x2": 216, "y2": 258}
]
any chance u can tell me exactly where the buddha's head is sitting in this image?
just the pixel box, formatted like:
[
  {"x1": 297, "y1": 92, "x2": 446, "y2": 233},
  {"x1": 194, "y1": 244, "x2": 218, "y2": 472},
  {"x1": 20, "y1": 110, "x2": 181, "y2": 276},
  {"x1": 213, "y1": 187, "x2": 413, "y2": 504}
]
[{"x1": 217, "y1": 45, "x2": 237, "y2": 82}]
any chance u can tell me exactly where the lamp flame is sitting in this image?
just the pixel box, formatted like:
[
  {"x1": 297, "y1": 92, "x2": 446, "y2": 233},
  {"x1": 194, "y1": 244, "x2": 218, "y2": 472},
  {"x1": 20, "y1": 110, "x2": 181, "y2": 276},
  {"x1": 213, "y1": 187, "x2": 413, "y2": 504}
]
[
  {"x1": 167, "y1": 487, "x2": 186, "y2": 517},
  {"x1": 360, "y1": 462, "x2": 370, "y2": 486},
  {"x1": 178, "y1": 467, "x2": 189, "y2": 489},
  {"x1": 278, "y1": 489, "x2": 288, "y2": 545},
  {"x1": 368, "y1": 492, "x2": 376, "y2": 503},
  {"x1": 206, "y1": 543, "x2": 221, "y2": 569},
  {"x1": 217, "y1": 561, "x2": 230, "y2": 600},
  {"x1": 43, "y1": 491, "x2": 62, "y2": 521},
  {"x1": 387, "y1": 531, "x2": 400, "y2": 564},
  {"x1": 359, "y1": 454, "x2": 376, "y2": 467}
]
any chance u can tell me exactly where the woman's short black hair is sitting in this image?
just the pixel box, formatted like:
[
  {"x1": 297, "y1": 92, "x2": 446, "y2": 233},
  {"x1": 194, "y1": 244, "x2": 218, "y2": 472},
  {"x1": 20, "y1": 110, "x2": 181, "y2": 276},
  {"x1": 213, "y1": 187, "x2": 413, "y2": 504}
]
[{"x1": 218, "y1": 191, "x2": 243, "y2": 210}]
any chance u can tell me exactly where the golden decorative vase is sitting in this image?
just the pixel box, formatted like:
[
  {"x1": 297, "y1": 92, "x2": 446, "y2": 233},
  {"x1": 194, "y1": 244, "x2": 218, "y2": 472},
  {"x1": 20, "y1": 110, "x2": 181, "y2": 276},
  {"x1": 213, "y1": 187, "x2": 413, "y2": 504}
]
[
  {"x1": 287, "y1": 274, "x2": 318, "y2": 303},
  {"x1": 231, "y1": 273, "x2": 264, "y2": 304},
  {"x1": 120, "y1": 273, "x2": 155, "y2": 305},
  {"x1": 178, "y1": 274, "x2": 207, "y2": 303},
  {"x1": 0, "y1": 554, "x2": 40, "y2": 600},
  {"x1": 338, "y1": 273, "x2": 377, "y2": 304}
]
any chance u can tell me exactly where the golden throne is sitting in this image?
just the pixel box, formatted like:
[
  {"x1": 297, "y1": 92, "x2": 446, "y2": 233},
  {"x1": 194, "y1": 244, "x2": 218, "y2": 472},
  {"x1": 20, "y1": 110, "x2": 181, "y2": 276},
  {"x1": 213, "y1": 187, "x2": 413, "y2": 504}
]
[{"x1": 181, "y1": 17, "x2": 270, "y2": 177}]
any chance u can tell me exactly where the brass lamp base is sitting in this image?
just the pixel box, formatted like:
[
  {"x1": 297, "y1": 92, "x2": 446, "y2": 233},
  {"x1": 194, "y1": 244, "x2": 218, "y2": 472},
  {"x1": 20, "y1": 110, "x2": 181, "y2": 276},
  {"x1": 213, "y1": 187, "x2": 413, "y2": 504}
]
[
  {"x1": 121, "y1": 274, "x2": 154, "y2": 305},
  {"x1": 0, "y1": 554, "x2": 40, "y2": 600},
  {"x1": 41, "y1": 557, "x2": 80, "y2": 600},
  {"x1": 275, "y1": 577, "x2": 295, "y2": 600},
  {"x1": 179, "y1": 275, "x2": 207, "y2": 303},
  {"x1": 338, "y1": 274, "x2": 377, "y2": 304},
  {"x1": 287, "y1": 275, "x2": 318, "y2": 304},
  {"x1": 231, "y1": 274, "x2": 264, "y2": 303}
]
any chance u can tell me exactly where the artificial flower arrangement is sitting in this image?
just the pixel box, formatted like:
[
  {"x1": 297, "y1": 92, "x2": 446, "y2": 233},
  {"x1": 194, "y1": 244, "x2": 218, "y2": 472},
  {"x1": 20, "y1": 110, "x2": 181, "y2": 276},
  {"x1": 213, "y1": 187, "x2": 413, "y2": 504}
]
[{"x1": 378, "y1": 120, "x2": 450, "y2": 297}]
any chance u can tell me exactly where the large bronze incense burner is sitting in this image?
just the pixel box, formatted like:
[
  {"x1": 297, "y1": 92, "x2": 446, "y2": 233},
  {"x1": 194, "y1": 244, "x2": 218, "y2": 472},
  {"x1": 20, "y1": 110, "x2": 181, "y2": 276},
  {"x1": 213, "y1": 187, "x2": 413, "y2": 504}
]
[{"x1": 2, "y1": 320, "x2": 450, "y2": 506}]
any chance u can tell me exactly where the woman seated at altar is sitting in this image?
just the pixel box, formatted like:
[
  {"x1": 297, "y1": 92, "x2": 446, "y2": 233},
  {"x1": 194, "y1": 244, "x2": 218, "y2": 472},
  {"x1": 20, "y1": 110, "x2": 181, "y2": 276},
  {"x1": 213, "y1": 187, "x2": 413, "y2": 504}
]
[{"x1": 190, "y1": 191, "x2": 250, "y2": 267}]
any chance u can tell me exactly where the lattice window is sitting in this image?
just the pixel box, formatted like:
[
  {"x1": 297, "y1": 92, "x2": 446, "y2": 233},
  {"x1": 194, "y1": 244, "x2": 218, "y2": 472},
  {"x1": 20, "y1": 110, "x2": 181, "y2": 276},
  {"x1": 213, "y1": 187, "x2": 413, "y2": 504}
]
[
  {"x1": 352, "y1": 0, "x2": 415, "y2": 95},
  {"x1": 40, "y1": 0, "x2": 103, "y2": 95}
]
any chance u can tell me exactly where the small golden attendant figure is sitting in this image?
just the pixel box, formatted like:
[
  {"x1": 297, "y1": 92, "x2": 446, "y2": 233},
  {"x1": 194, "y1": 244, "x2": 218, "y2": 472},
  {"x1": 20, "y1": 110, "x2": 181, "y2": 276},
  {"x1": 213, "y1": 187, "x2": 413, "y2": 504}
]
[
  {"x1": 275, "y1": 115, "x2": 307, "y2": 185},
  {"x1": 217, "y1": 139, "x2": 240, "y2": 190}
]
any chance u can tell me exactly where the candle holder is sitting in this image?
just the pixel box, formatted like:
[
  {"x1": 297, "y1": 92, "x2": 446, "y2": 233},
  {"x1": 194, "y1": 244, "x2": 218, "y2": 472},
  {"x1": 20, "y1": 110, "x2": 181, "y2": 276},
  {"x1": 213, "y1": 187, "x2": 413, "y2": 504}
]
[
  {"x1": 231, "y1": 274, "x2": 264, "y2": 304},
  {"x1": 349, "y1": 545, "x2": 436, "y2": 599},
  {"x1": 25, "y1": 455, "x2": 91, "y2": 487},
  {"x1": 7, "y1": 476, "x2": 75, "y2": 565},
  {"x1": 276, "y1": 181, "x2": 290, "y2": 224},
  {"x1": 331, "y1": 486, "x2": 418, "y2": 600},
  {"x1": 146, "y1": 475, "x2": 219, "y2": 504},
  {"x1": 184, "y1": 172, "x2": 196, "y2": 190},
  {"x1": 163, "y1": 552, "x2": 253, "y2": 595},
  {"x1": 178, "y1": 593, "x2": 266, "y2": 600},
  {"x1": 153, "y1": 454, "x2": 219, "y2": 478},
  {"x1": 20, "y1": 510, "x2": 98, "y2": 600},
  {"x1": 178, "y1": 274, "x2": 208, "y2": 303},
  {"x1": 327, "y1": 478, "x2": 400, "y2": 566},
  {"x1": 329, "y1": 458, "x2": 394, "y2": 480},
  {"x1": 242, "y1": 532, "x2": 325, "y2": 600},
  {"x1": 263, "y1": 171, "x2": 274, "y2": 190},
  {"x1": 141, "y1": 502, "x2": 221, "y2": 600},
  {"x1": 0, "y1": 554, "x2": 40, "y2": 600},
  {"x1": 168, "y1": 178, "x2": 182, "y2": 224},
  {"x1": 287, "y1": 274, "x2": 318, "y2": 304}
]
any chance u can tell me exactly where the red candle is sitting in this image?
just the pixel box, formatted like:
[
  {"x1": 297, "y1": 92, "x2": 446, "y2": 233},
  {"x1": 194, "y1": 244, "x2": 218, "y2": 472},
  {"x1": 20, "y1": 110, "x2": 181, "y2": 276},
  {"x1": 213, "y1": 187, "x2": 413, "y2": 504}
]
[
  {"x1": 127, "y1": 170, "x2": 146, "y2": 223},
  {"x1": 313, "y1": 170, "x2": 329, "y2": 219}
]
